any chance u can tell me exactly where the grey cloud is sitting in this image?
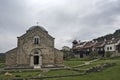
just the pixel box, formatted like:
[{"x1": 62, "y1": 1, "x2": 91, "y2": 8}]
[
  {"x1": 0, "y1": 0, "x2": 120, "y2": 52},
  {"x1": 26, "y1": 0, "x2": 120, "y2": 49},
  {"x1": 80, "y1": 0, "x2": 120, "y2": 26}
]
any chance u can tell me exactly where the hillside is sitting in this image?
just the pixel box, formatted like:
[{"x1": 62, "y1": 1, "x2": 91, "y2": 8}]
[
  {"x1": 94, "y1": 29, "x2": 120, "y2": 42},
  {"x1": 0, "y1": 53, "x2": 5, "y2": 63}
]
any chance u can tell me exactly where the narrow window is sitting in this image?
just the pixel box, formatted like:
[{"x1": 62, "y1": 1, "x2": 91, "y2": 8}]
[
  {"x1": 110, "y1": 47, "x2": 112, "y2": 50},
  {"x1": 34, "y1": 36, "x2": 40, "y2": 44},
  {"x1": 107, "y1": 47, "x2": 109, "y2": 50}
]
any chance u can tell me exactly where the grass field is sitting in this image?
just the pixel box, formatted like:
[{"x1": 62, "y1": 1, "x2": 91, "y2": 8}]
[
  {"x1": 0, "y1": 63, "x2": 5, "y2": 68},
  {"x1": 64, "y1": 60, "x2": 85, "y2": 67},
  {"x1": 44, "y1": 69, "x2": 79, "y2": 76},
  {"x1": 0, "y1": 57, "x2": 120, "y2": 80},
  {"x1": 43, "y1": 57, "x2": 120, "y2": 80},
  {"x1": 0, "y1": 70, "x2": 41, "y2": 78}
]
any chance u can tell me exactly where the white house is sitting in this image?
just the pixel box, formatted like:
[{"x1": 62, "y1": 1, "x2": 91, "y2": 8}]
[
  {"x1": 105, "y1": 43, "x2": 116, "y2": 52},
  {"x1": 104, "y1": 38, "x2": 120, "y2": 56},
  {"x1": 62, "y1": 46, "x2": 71, "y2": 51}
]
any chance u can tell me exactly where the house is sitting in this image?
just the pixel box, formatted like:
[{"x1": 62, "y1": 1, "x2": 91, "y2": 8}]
[
  {"x1": 72, "y1": 40, "x2": 97, "y2": 58},
  {"x1": 72, "y1": 38, "x2": 120, "y2": 58},
  {"x1": 62, "y1": 46, "x2": 71, "y2": 51},
  {"x1": 104, "y1": 38, "x2": 120, "y2": 56},
  {"x1": 82, "y1": 41, "x2": 97, "y2": 55},
  {"x1": 93, "y1": 41, "x2": 105, "y2": 57}
]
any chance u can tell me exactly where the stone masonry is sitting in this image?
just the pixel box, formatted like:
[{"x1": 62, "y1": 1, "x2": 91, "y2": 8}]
[{"x1": 6, "y1": 26, "x2": 63, "y2": 69}]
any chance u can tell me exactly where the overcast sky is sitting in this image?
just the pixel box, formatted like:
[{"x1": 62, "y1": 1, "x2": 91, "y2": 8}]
[{"x1": 0, "y1": 0, "x2": 120, "y2": 53}]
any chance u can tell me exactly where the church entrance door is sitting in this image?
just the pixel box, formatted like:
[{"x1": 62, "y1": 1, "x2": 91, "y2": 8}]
[
  {"x1": 30, "y1": 48, "x2": 42, "y2": 68},
  {"x1": 34, "y1": 56, "x2": 39, "y2": 65}
]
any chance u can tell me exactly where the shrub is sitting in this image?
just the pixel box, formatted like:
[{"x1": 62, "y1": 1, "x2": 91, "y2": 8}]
[
  {"x1": 63, "y1": 51, "x2": 74, "y2": 60},
  {"x1": 105, "y1": 51, "x2": 113, "y2": 58},
  {"x1": 89, "y1": 51, "x2": 99, "y2": 59}
]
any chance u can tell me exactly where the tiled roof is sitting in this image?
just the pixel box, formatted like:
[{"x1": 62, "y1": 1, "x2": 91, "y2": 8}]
[
  {"x1": 94, "y1": 42, "x2": 105, "y2": 48},
  {"x1": 72, "y1": 38, "x2": 120, "y2": 50},
  {"x1": 83, "y1": 41, "x2": 96, "y2": 49},
  {"x1": 75, "y1": 42, "x2": 86, "y2": 49}
]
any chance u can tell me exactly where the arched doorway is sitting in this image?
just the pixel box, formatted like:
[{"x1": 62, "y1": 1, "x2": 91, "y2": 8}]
[
  {"x1": 34, "y1": 56, "x2": 39, "y2": 65},
  {"x1": 30, "y1": 48, "x2": 42, "y2": 68}
]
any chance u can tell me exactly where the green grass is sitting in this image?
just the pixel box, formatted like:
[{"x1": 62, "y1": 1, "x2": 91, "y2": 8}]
[
  {"x1": 0, "y1": 63, "x2": 5, "y2": 68},
  {"x1": 44, "y1": 63, "x2": 120, "y2": 80},
  {"x1": 64, "y1": 58, "x2": 100, "y2": 68},
  {"x1": 0, "y1": 70, "x2": 41, "y2": 78},
  {"x1": 44, "y1": 69, "x2": 79, "y2": 76},
  {"x1": 64, "y1": 61, "x2": 85, "y2": 67},
  {"x1": 66, "y1": 57, "x2": 93, "y2": 61},
  {"x1": 77, "y1": 59, "x2": 116, "y2": 69},
  {"x1": 0, "y1": 57, "x2": 120, "y2": 80},
  {"x1": 43, "y1": 57, "x2": 120, "y2": 80}
]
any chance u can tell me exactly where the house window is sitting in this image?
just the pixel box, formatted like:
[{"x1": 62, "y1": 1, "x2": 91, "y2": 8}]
[
  {"x1": 110, "y1": 47, "x2": 112, "y2": 50},
  {"x1": 107, "y1": 47, "x2": 109, "y2": 50},
  {"x1": 34, "y1": 36, "x2": 40, "y2": 44}
]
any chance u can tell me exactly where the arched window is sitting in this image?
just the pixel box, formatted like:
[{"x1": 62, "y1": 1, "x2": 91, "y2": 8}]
[{"x1": 34, "y1": 36, "x2": 40, "y2": 44}]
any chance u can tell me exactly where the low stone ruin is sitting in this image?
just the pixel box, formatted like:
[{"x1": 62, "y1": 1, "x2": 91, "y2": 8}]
[{"x1": 85, "y1": 62, "x2": 116, "y2": 73}]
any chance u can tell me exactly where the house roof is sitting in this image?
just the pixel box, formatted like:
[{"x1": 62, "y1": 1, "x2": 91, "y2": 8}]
[
  {"x1": 73, "y1": 41, "x2": 97, "y2": 49},
  {"x1": 83, "y1": 41, "x2": 96, "y2": 49},
  {"x1": 94, "y1": 42, "x2": 105, "y2": 48},
  {"x1": 75, "y1": 42, "x2": 86, "y2": 49},
  {"x1": 72, "y1": 38, "x2": 120, "y2": 50}
]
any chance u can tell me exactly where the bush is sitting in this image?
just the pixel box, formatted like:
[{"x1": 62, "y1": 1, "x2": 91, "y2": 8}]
[
  {"x1": 89, "y1": 51, "x2": 99, "y2": 59},
  {"x1": 105, "y1": 51, "x2": 113, "y2": 58},
  {"x1": 63, "y1": 51, "x2": 74, "y2": 60}
]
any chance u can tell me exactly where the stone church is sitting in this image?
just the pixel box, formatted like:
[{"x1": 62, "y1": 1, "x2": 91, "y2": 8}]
[{"x1": 6, "y1": 25, "x2": 63, "y2": 69}]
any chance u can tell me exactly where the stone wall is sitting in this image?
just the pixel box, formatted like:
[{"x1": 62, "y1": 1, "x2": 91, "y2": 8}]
[
  {"x1": 41, "y1": 48, "x2": 55, "y2": 65},
  {"x1": 17, "y1": 28, "x2": 55, "y2": 66},
  {"x1": 54, "y1": 48, "x2": 63, "y2": 66},
  {"x1": 6, "y1": 48, "x2": 17, "y2": 66},
  {"x1": 5, "y1": 26, "x2": 63, "y2": 68}
]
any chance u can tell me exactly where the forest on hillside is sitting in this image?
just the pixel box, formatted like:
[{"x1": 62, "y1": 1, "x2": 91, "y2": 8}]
[
  {"x1": 94, "y1": 29, "x2": 120, "y2": 42},
  {"x1": 0, "y1": 53, "x2": 5, "y2": 63}
]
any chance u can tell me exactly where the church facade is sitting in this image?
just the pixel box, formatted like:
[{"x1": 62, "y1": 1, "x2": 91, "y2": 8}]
[{"x1": 6, "y1": 26, "x2": 63, "y2": 69}]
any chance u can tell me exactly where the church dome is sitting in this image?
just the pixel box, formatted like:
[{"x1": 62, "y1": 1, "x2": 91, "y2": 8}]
[{"x1": 28, "y1": 26, "x2": 47, "y2": 32}]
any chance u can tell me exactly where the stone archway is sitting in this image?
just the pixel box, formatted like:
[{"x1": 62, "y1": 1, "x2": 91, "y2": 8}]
[{"x1": 30, "y1": 48, "x2": 42, "y2": 68}]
